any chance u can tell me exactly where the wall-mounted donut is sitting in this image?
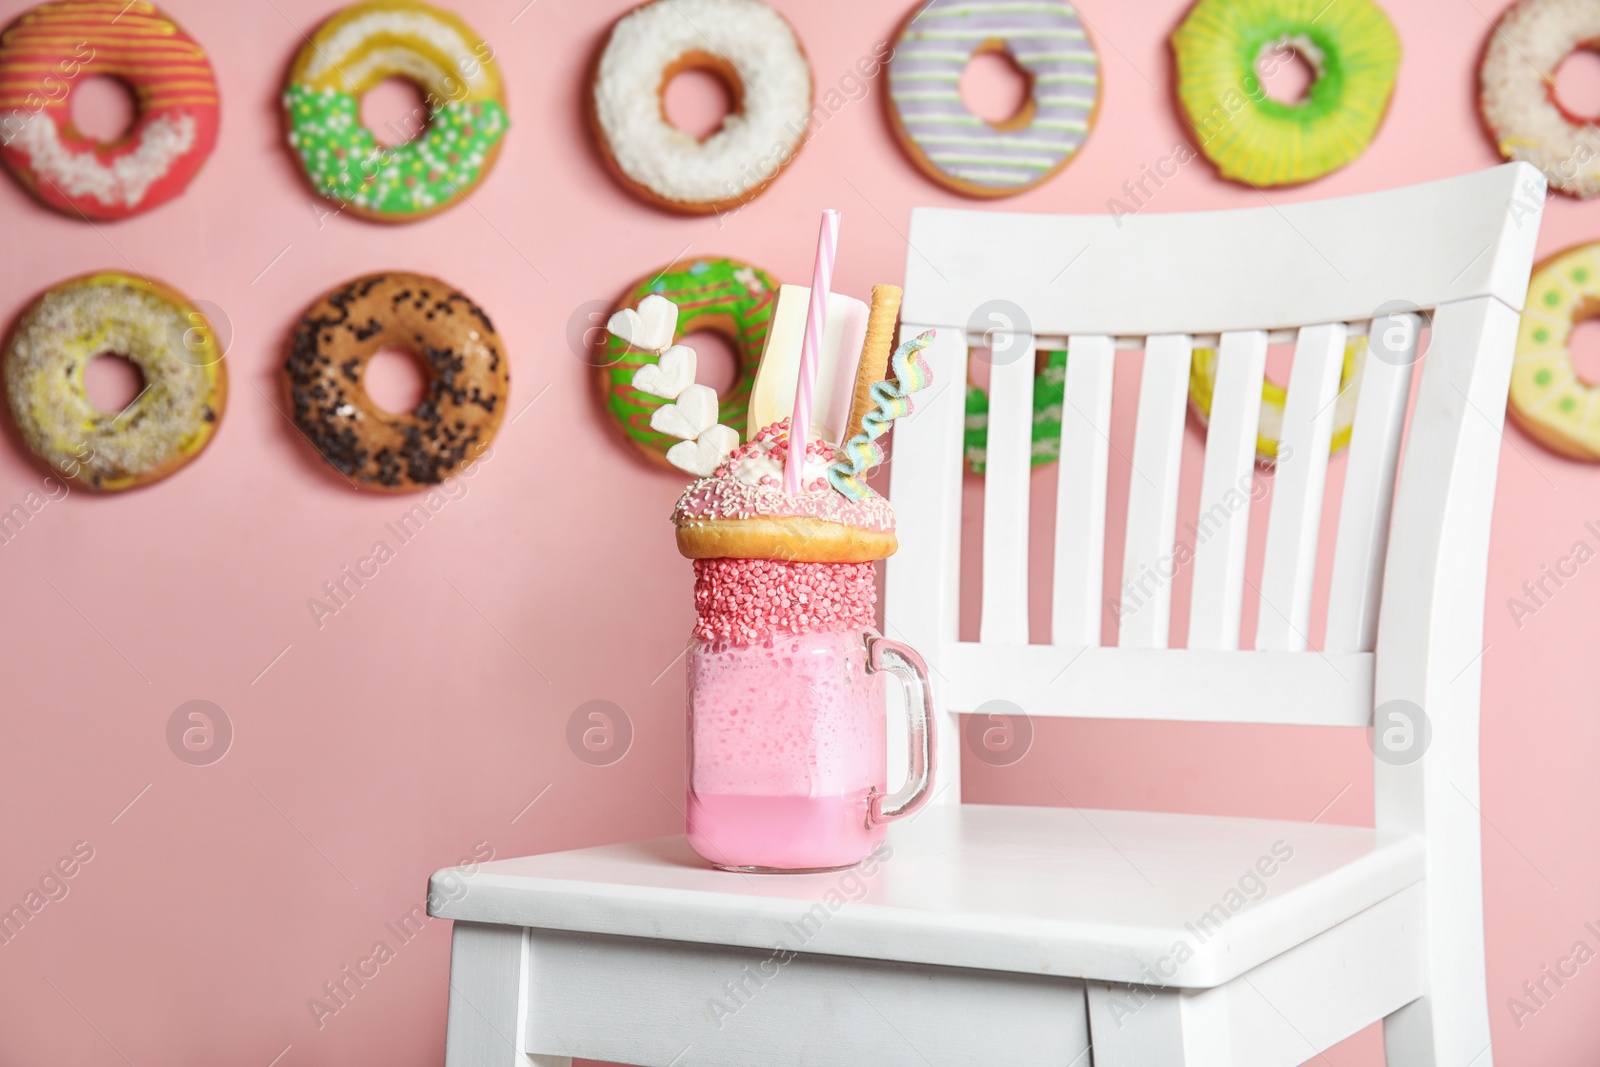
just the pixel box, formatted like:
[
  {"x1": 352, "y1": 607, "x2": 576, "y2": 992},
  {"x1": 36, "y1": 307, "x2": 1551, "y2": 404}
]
[
  {"x1": 0, "y1": 0, "x2": 220, "y2": 220},
  {"x1": 885, "y1": 0, "x2": 1102, "y2": 198},
  {"x1": 1480, "y1": 0, "x2": 1600, "y2": 198},
  {"x1": 4, "y1": 272, "x2": 227, "y2": 490},
  {"x1": 1171, "y1": 0, "x2": 1400, "y2": 187},
  {"x1": 282, "y1": 0, "x2": 510, "y2": 223},
  {"x1": 284, "y1": 273, "x2": 508, "y2": 491},
  {"x1": 590, "y1": 0, "x2": 813, "y2": 214}
]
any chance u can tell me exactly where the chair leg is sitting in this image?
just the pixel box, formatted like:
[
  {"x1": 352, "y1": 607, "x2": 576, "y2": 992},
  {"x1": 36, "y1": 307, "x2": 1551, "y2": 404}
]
[
  {"x1": 445, "y1": 922, "x2": 569, "y2": 1067},
  {"x1": 1086, "y1": 982, "x2": 1232, "y2": 1067}
]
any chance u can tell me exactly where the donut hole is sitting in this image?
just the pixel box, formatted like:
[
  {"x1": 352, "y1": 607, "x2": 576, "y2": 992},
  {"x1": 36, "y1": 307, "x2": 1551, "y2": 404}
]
[
  {"x1": 1554, "y1": 48, "x2": 1600, "y2": 123},
  {"x1": 960, "y1": 43, "x2": 1035, "y2": 131},
  {"x1": 361, "y1": 76, "x2": 432, "y2": 148},
  {"x1": 662, "y1": 56, "x2": 739, "y2": 140},
  {"x1": 1255, "y1": 40, "x2": 1317, "y2": 106},
  {"x1": 69, "y1": 75, "x2": 138, "y2": 143},
  {"x1": 84, "y1": 353, "x2": 145, "y2": 415},
  {"x1": 678, "y1": 330, "x2": 739, "y2": 395},
  {"x1": 363, "y1": 346, "x2": 431, "y2": 414},
  {"x1": 1568, "y1": 316, "x2": 1600, "y2": 386}
]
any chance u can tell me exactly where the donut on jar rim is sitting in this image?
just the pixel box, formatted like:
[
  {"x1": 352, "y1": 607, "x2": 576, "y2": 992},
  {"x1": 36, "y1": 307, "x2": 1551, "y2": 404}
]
[
  {"x1": 598, "y1": 258, "x2": 778, "y2": 468},
  {"x1": 591, "y1": 0, "x2": 812, "y2": 214},
  {"x1": 284, "y1": 273, "x2": 507, "y2": 491},
  {"x1": 887, "y1": 0, "x2": 1101, "y2": 198},
  {"x1": 4, "y1": 271, "x2": 226, "y2": 491},
  {"x1": 1480, "y1": 0, "x2": 1600, "y2": 199},
  {"x1": 1510, "y1": 242, "x2": 1600, "y2": 460},
  {"x1": 283, "y1": 0, "x2": 509, "y2": 223},
  {"x1": 0, "y1": 0, "x2": 220, "y2": 221},
  {"x1": 1187, "y1": 338, "x2": 1366, "y2": 464},
  {"x1": 1171, "y1": 0, "x2": 1400, "y2": 187}
]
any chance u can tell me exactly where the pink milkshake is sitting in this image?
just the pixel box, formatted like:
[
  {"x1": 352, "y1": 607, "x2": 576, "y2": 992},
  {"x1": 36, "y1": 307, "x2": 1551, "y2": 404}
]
[{"x1": 674, "y1": 421, "x2": 936, "y2": 872}]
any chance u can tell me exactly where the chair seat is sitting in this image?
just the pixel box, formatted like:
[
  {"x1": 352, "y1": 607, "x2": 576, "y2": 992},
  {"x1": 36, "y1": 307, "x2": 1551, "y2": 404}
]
[{"x1": 432, "y1": 802, "x2": 1423, "y2": 989}]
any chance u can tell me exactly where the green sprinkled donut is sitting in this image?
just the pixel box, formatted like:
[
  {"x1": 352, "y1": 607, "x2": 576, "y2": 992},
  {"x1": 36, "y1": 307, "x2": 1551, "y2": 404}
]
[
  {"x1": 598, "y1": 258, "x2": 778, "y2": 469},
  {"x1": 282, "y1": 0, "x2": 509, "y2": 223},
  {"x1": 964, "y1": 349, "x2": 1066, "y2": 475}
]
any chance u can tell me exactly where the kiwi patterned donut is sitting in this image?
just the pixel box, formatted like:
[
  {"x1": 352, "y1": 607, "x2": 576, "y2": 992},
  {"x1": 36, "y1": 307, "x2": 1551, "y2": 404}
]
[
  {"x1": 1188, "y1": 339, "x2": 1365, "y2": 463},
  {"x1": 964, "y1": 349, "x2": 1066, "y2": 474},
  {"x1": 1510, "y1": 242, "x2": 1600, "y2": 460},
  {"x1": 599, "y1": 258, "x2": 777, "y2": 467},
  {"x1": 1172, "y1": 0, "x2": 1400, "y2": 186},
  {"x1": 283, "y1": 0, "x2": 509, "y2": 222},
  {"x1": 285, "y1": 273, "x2": 507, "y2": 491},
  {"x1": 888, "y1": 0, "x2": 1100, "y2": 198},
  {"x1": 3, "y1": 272, "x2": 226, "y2": 491}
]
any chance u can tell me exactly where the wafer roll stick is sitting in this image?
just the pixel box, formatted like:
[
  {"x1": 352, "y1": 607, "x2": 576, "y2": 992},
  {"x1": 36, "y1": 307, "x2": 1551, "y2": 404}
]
[{"x1": 844, "y1": 285, "x2": 904, "y2": 441}]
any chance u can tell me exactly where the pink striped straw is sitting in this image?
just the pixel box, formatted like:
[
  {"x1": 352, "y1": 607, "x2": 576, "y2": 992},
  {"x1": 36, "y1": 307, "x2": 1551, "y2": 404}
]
[{"x1": 785, "y1": 208, "x2": 841, "y2": 494}]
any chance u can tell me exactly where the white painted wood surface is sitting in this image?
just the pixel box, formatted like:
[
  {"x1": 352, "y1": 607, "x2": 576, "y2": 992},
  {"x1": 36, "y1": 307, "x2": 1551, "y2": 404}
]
[
  {"x1": 1119, "y1": 334, "x2": 1192, "y2": 649},
  {"x1": 904, "y1": 164, "x2": 1543, "y2": 336},
  {"x1": 1052, "y1": 334, "x2": 1116, "y2": 647},
  {"x1": 444, "y1": 923, "x2": 555, "y2": 1067},
  {"x1": 435, "y1": 803, "x2": 1423, "y2": 990},
  {"x1": 884, "y1": 325, "x2": 969, "y2": 805},
  {"x1": 1325, "y1": 315, "x2": 1419, "y2": 653},
  {"x1": 523, "y1": 928, "x2": 1089, "y2": 1066},
  {"x1": 934, "y1": 644, "x2": 1372, "y2": 725},
  {"x1": 1188, "y1": 330, "x2": 1268, "y2": 651},
  {"x1": 436, "y1": 165, "x2": 1547, "y2": 1067},
  {"x1": 979, "y1": 330, "x2": 1036, "y2": 645},
  {"x1": 1375, "y1": 295, "x2": 1526, "y2": 1067},
  {"x1": 1256, "y1": 323, "x2": 1347, "y2": 652}
]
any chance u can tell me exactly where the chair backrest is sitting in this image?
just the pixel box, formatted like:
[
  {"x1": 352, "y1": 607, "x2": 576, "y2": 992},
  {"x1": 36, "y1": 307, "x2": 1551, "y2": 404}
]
[{"x1": 885, "y1": 163, "x2": 1545, "y2": 808}]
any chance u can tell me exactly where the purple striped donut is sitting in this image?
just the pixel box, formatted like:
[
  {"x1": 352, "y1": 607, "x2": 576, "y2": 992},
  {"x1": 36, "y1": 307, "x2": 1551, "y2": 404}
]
[{"x1": 888, "y1": 0, "x2": 1100, "y2": 197}]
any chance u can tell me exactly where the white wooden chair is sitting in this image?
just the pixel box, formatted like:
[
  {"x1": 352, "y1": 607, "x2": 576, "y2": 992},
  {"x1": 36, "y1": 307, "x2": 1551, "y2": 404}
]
[{"x1": 430, "y1": 163, "x2": 1546, "y2": 1067}]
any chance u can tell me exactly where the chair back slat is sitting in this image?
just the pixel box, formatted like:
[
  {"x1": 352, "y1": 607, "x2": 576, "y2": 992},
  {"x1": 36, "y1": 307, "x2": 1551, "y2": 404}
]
[
  {"x1": 1187, "y1": 329, "x2": 1269, "y2": 651},
  {"x1": 1118, "y1": 334, "x2": 1192, "y2": 649},
  {"x1": 1325, "y1": 314, "x2": 1420, "y2": 652},
  {"x1": 1051, "y1": 334, "x2": 1116, "y2": 647},
  {"x1": 979, "y1": 330, "x2": 1037, "y2": 645},
  {"x1": 884, "y1": 327, "x2": 969, "y2": 653},
  {"x1": 1256, "y1": 323, "x2": 1347, "y2": 652}
]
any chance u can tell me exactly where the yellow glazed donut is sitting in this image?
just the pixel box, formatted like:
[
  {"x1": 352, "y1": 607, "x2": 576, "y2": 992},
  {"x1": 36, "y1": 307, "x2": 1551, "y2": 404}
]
[
  {"x1": 283, "y1": 0, "x2": 509, "y2": 223},
  {"x1": 1188, "y1": 339, "x2": 1364, "y2": 463},
  {"x1": 1510, "y1": 242, "x2": 1600, "y2": 460},
  {"x1": 3, "y1": 272, "x2": 226, "y2": 491}
]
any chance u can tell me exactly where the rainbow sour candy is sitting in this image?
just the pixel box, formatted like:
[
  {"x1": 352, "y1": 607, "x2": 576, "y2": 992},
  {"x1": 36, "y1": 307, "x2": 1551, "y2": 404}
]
[{"x1": 827, "y1": 330, "x2": 936, "y2": 501}]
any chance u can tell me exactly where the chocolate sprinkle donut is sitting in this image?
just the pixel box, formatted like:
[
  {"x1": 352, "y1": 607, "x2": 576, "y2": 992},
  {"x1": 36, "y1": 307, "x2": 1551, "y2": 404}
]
[{"x1": 285, "y1": 272, "x2": 508, "y2": 491}]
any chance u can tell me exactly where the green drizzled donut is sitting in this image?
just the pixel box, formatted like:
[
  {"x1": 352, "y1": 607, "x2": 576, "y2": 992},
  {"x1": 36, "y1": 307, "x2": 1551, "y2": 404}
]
[
  {"x1": 282, "y1": 0, "x2": 510, "y2": 222},
  {"x1": 599, "y1": 258, "x2": 778, "y2": 468},
  {"x1": 964, "y1": 349, "x2": 1066, "y2": 474}
]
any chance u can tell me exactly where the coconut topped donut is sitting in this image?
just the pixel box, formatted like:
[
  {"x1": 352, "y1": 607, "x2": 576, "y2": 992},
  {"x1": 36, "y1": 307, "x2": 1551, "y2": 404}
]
[
  {"x1": 1481, "y1": 0, "x2": 1600, "y2": 198},
  {"x1": 591, "y1": 0, "x2": 812, "y2": 213},
  {"x1": 673, "y1": 418, "x2": 898, "y2": 563}
]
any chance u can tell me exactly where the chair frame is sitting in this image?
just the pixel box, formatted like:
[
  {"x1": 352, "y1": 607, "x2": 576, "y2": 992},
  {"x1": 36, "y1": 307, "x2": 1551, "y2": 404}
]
[{"x1": 885, "y1": 162, "x2": 1547, "y2": 1066}]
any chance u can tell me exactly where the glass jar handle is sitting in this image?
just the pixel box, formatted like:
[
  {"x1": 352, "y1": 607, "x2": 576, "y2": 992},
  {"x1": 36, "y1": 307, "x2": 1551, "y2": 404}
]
[{"x1": 864, "y1": 634, "x2": 937, "y2": 827}]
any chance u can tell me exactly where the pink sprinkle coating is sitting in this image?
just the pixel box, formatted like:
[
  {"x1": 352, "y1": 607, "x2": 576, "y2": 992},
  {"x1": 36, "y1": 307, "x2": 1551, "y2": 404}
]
[
  {"x1": 694, "y1": 558, "x2": 878, "y2": 644},
  {"x1": 672, "y1": 419, "x2": 896, "y2": 533}
]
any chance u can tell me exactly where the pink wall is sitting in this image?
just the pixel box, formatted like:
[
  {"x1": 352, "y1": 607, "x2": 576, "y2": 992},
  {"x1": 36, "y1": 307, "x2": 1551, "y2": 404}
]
[{"x1": 0, "y1": 0, "x2": 1596, "y2": 1064}]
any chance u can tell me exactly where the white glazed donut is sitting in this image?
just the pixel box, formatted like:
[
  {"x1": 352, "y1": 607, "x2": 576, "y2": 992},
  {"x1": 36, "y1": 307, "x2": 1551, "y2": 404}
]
[
  {"x1": 1480, "y1": 0, "x2": 1600, "y2": 198},
  {"x1": 590, "y1": 0, "x2": 812, "y2": 214}
]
